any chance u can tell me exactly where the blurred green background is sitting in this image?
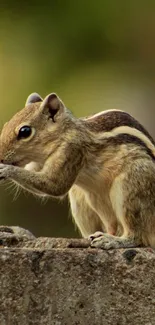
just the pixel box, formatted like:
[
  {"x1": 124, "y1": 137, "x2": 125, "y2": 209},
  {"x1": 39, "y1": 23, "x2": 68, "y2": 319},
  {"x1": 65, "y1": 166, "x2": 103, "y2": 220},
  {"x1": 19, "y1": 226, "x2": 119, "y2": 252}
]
[{"x1": 0, "y1": 1, "x2": 155, "y2": 238}]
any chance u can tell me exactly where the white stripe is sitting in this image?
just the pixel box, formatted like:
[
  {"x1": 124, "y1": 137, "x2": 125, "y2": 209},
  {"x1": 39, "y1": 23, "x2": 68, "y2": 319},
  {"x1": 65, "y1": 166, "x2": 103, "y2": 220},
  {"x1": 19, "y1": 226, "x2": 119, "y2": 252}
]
[
  {"x1": 85, "y1": 109, "x2": 123, "y2": 120},
  {"x1": 98, "y1": 126, "x2": 155, "y2": 155}
]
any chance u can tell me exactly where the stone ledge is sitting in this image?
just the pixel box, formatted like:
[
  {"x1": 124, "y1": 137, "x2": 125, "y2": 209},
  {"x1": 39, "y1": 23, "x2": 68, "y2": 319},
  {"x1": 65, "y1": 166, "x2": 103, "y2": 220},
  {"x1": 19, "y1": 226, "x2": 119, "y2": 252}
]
[{"x1": 0, "y1": 226, "x2": 155, "y2": 325}]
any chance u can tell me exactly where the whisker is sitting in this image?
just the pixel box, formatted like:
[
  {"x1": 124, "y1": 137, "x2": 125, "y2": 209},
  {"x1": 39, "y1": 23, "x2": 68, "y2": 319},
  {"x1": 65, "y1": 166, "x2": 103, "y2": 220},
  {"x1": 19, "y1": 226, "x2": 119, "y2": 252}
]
[
  {"x1": 12, "y1": 184, "x2": 22, "y2": 201},
  {"x1": 5, "y1": 180, "x2": 22, "y2": 201}
]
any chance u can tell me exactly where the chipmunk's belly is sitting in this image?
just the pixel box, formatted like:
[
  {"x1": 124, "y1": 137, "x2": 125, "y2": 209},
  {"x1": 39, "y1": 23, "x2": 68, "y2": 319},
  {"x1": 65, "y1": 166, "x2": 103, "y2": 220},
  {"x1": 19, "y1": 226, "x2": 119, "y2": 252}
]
[
  {"x1": 84, "y1": 190, "x2": 118, "y2": 235},
  {"x1": 76, "y1": 167, "x2": 121, "y2": 235}
]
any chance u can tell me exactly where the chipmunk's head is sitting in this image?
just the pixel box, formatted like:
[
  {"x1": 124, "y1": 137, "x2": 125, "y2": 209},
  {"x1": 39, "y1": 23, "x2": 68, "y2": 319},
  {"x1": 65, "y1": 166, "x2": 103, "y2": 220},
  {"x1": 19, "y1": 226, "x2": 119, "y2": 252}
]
[{"x1": 0, "y1": 93, "x2": 70, "y2": 167}]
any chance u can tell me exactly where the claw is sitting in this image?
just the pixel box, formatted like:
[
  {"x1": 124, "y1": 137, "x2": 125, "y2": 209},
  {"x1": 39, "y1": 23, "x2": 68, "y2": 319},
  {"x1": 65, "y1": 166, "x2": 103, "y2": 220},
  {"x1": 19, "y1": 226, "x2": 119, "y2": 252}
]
[
  {"x1": 90, "y1": 232, "x2": 120, "y2": 249},
  {"x1": 88, "y1": 231, "x2": 104, "y2": 241},
  {"x1": 91, "y1": 235, "x2": 111, "y2": 248}
]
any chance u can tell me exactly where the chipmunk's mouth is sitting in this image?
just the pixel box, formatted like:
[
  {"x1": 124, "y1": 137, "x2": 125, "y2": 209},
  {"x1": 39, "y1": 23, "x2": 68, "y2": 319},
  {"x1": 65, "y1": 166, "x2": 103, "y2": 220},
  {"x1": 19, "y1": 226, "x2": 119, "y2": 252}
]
[
  {"x1": 12, "y1": 160, "x2": 27, "y2": 167},
  {"x1": 1, "y1": 158, "x2": 27, "y2": 168}
]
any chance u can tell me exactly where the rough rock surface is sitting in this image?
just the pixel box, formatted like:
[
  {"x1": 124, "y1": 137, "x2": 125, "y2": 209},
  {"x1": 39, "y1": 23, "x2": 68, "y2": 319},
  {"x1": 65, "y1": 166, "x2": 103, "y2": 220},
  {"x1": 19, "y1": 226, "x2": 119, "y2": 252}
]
[{"x1": 0, "y1": 226, "x2": 155, "y2": 325}]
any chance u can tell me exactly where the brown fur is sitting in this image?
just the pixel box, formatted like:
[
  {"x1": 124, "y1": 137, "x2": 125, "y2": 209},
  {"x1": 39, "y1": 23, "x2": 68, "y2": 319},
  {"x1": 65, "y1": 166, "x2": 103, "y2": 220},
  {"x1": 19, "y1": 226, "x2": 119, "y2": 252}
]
[
  {"x1": 84, "y1": 110, "x2": 155, "y2": 144},
  {"x1": 0, "y1": 92, "x2": 155, "y2": 249}
]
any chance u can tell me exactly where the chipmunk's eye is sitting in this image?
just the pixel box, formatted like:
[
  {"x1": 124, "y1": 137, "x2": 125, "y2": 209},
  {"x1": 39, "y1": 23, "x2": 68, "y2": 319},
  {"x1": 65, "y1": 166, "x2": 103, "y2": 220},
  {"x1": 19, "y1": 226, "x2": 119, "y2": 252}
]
[{"x1": 17, "y1": 125, "x2": 32, "y2": 140}]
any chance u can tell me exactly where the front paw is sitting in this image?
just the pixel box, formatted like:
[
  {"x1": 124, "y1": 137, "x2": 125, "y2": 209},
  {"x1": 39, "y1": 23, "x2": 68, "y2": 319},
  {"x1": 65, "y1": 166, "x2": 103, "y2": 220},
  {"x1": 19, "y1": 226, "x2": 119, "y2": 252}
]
[{"x1": 0, "y1": 163, "x2": 13, "y2": 181}]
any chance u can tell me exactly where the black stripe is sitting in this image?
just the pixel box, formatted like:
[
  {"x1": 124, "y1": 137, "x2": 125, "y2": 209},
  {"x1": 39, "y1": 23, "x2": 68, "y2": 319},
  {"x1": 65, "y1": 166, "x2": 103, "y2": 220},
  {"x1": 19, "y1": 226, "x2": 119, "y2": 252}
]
[
  {"x1": 105, "y1": 133, "x2": 155, "y2": 161},
  {"x1": 85, "y1": 111, "x2": 155, "y2": 145}
]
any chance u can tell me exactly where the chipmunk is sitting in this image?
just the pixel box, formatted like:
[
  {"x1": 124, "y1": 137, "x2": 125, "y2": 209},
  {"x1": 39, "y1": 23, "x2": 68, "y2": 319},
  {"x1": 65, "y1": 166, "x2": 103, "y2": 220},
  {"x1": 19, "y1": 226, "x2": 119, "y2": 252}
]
[{"x1": 0, "y1": 92, "x2": 155, "y2": 249}]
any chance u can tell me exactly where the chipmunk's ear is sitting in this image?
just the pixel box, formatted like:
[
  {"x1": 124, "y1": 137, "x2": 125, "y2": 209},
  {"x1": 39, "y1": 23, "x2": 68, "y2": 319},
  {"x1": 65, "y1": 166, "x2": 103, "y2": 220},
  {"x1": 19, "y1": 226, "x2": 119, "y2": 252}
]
[
  {"x1": 25, "y1": 93, "x2": 43, "y2": 106},
  {"x1": 40, "y1": 93, "x2": 65, "y2": 121}
]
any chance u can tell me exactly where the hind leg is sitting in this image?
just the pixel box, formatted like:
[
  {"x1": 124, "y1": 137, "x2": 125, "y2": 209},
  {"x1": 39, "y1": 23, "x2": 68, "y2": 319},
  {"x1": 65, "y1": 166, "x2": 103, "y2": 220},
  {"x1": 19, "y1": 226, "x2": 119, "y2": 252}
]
[
  {"x1": 91, "y1": 159, "x2": 155, "y2": 249},
  {"x1": 69, "y1": 185, "x2": 104, "y2": 238}
]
